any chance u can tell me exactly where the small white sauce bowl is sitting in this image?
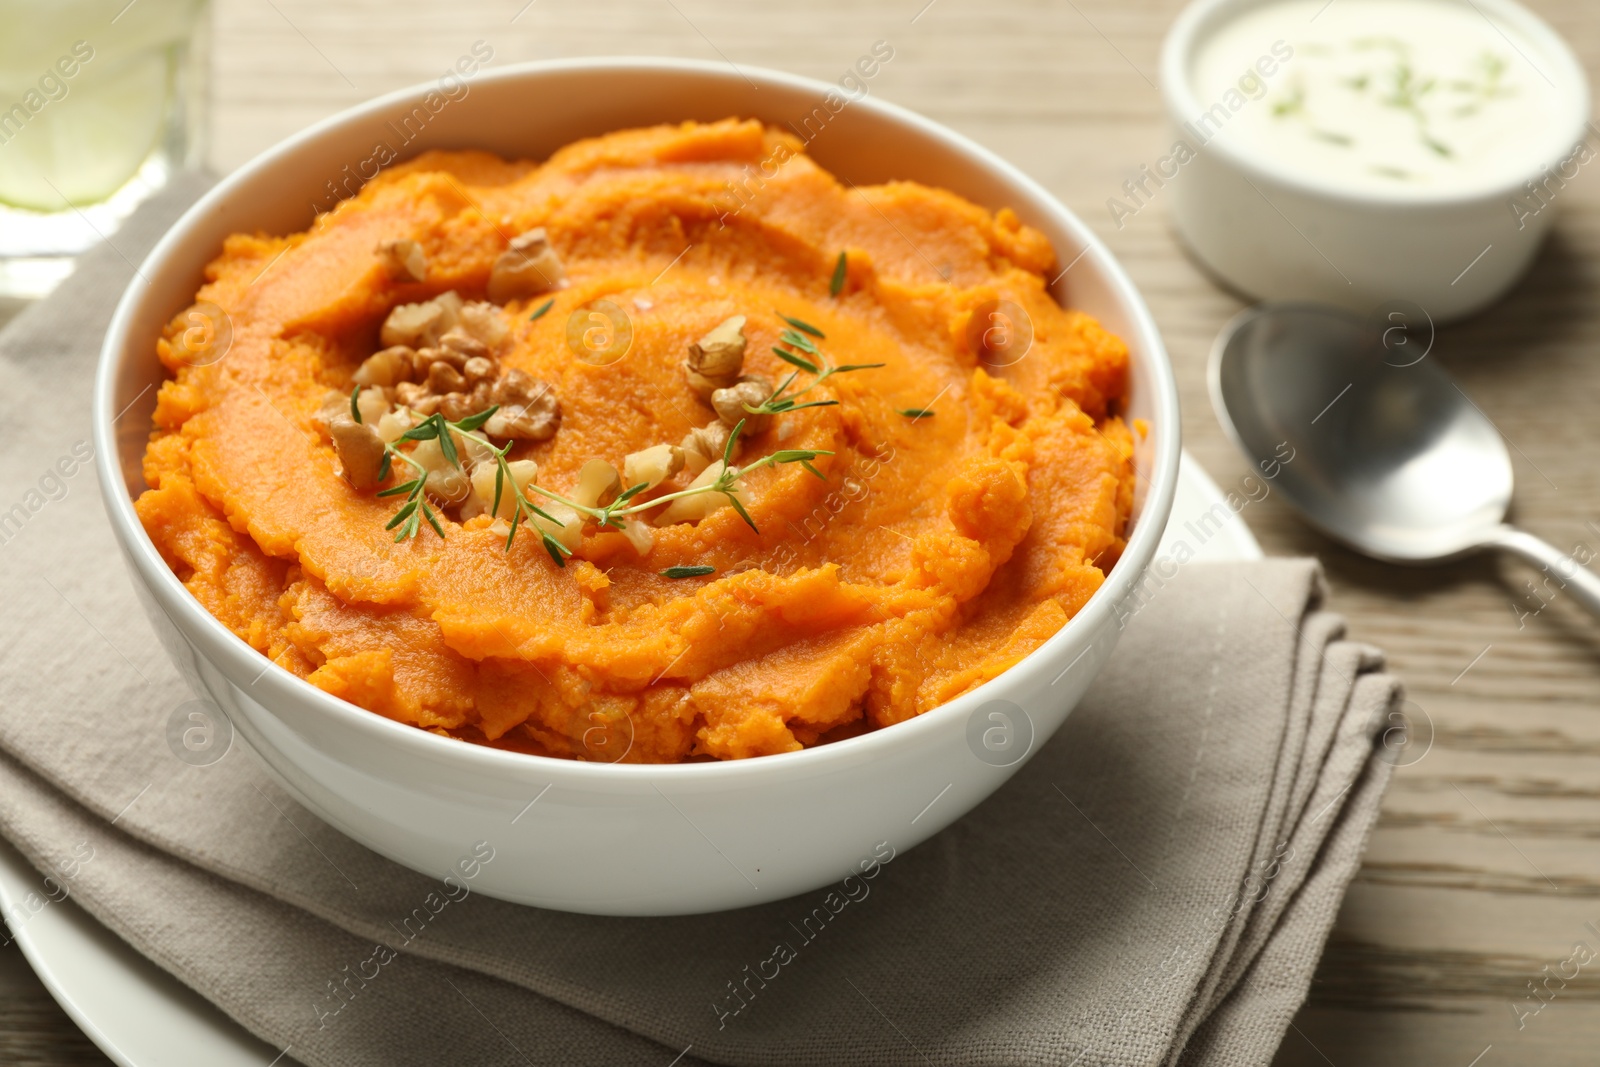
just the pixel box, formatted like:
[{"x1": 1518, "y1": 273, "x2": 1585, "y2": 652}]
[
  {"x1": 94, "y1": 58, "x2": 1179, "y2": 915},
  {"x1": 1161, "y1": 0, "x2": 1591, "y2": 323}
]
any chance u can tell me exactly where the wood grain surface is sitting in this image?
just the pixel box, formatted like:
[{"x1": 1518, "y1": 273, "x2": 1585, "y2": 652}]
[{"x1": 4, "y1": 0, "x2": 1599, "y2": 1062}]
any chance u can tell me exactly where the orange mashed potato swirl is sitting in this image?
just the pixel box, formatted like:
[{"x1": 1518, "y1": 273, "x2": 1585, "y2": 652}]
[{"x1": 136, "y1": 119, "x2": 1135, "y2": 763}]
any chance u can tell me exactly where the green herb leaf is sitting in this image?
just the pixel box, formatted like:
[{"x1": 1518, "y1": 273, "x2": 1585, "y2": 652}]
[
  {"x1": 423, "y1": 503, "x2": 446, "y2": 538},
  {"x1": 385, "y1": 499, "x2": 419, "y2": 529},
  {"x1": 615, "y1": 481, "x2": 651, "y2": 505},
  {"x1": 377, "y1": 478, "x2": 422, "y2": 498},
  {"x1": 399, "y1": 422, "x2": 439, "y2": 442},
  {"x1": 779, "y1": 399, "x2": 839, "y2": 412},
  {"x1": 800, "y1": 460, "x2": 827, "y2": 481},
  {"x1": 830, "y1": 251, "x2": 847, "y2": 297},
  {"x1": 776, "y1": 313, "x2": 824, "y2": 339},
  {"x1": 779, "y1": 330, "x2": 819, "y2": 355},
  {"x1": 773, "y1": 347, "x2": 820, "y2": 375},
  {"x1": 724, "y1": 419, "x2": 746, "y2": 465},
  {"x1": 726, "y1": 492, "x2": 759, "y2": 533},
  {"x1": 529, "y1": 503, "x2": 565, "y2": 526},
  {"x1": 378, "y1": 451, "x2": 393, "y2": 482},
  {"x1": 897, "y1": 407, "x2": 935, "y2": 419},
  {"x1": 529, "y1": 298, "x2": 555, "y2": 321},
  {"x1": 505, "y1": 503, "x2": 522, "y2": 551},
  {"x1": 436, "y1": 416, "x2": 460, "y2": 469},
  {"x1": 454, "y1": 405, "x2": 499, "y2": 432},
  {"x1": 541, "y1": 531, "x2": 571, "y2": 567},
  {"x1": 834, "y1": 363, "x2": 886, "y2": 373},
  {"x1": 349, "y1": 385, "x2": 363, "y2": 423},
  {"x1": 491, "y1": 462, "x2": 505, "y2": 521},
  {"x1": 662, "y1": 565, "x2": 716, "y2": 579}
]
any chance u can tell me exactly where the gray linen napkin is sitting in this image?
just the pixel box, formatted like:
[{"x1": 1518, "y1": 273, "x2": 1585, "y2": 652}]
[{"x1": 0, "y1": 178, "x2": 1399, "y2": 1067}]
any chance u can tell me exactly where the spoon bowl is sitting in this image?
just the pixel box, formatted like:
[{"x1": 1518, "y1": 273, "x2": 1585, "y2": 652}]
[{"x1": 1210, "y1": 303, "x2": 1600, "y2": 616}]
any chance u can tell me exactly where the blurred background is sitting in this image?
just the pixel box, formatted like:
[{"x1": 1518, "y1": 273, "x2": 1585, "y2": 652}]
[{"x1": 2, "y1": 0, "x2": 1599, "y2": 1062}]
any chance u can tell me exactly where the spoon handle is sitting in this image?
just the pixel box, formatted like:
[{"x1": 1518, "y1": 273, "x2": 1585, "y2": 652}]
[{"x1": 1485, "y1": 525, "x2": 1600, "y2": 620}]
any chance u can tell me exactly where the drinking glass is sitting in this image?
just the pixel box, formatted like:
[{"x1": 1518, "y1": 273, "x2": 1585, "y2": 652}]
[{"x1": 0, "y1": 0, "x2": 209, "y2": 297}]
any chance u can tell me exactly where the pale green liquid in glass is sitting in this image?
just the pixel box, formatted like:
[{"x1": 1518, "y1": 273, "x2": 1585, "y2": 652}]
[{"x1": 0, "y1": 0, "x2": 203, "y2": 211}]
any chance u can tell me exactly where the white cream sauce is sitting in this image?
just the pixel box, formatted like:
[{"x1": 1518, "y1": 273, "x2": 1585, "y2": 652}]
[{"x1": 1191, "y1": 0, "x2": 1579, "y2": 196}]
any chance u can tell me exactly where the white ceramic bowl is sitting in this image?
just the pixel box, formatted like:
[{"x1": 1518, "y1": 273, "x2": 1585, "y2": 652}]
[
  {"x1": 1161, "y1": 0, "x2": 1591, "y2": 323},
  {"x1": 95, "y1": 58, "x2": 1180, "y2": 915}
]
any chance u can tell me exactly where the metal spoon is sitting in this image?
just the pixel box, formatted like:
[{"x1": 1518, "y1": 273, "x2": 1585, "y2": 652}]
[{"x1": 1209, "y1": 303, "x2": 1600, "y2": 617}]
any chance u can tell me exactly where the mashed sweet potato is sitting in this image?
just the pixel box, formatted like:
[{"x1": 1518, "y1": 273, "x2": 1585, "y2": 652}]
[{"x1": 136, "y1": 119, "x2": 1135, "y2": 762}]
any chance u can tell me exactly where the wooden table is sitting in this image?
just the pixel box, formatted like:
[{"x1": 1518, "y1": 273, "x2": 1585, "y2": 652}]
[{"x1": 5, "y1": 0, "x2": 1600, "y2": 1061}]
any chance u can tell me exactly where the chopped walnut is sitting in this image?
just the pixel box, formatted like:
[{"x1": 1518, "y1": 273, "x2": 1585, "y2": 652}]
[
  {"x1": 462, "y1": 356, "x2": 496, "y2": 384},
  {"x1": 683, "y1": 316, "x2": 747, "y2": 400},
  {"x1": 463, "y1": 458, "x2": 538, "y2": 521},
  {"x1": 411, "y1": 438, "x2": 470, "y2": 503},
  {"x1": 484, "y1": 369, "x2": 560, "y2": 441},
  {"x1": 406, "y1": 390, "x2": 443, "y2": 417},
  {"x1": 312, "y1": 390, "x2": 348, "y2": 433},
  {"x1": 620, "y1": 520, "x2": 654, "y2": 556},
  {"x1": 376, "y1": 409, "x2": 415, "y2": 444},
  {"x1": 353, "y1": 346, "x2": 416, "y2": 389},
  {"x1": 328, "y1": 416, "x2": 386, "y2": 490},
  {"x1": 572, "y1": 460, "x2": 622, "y2": 510},
  {"x1": 380, "y1": 291, "x2": 463, "y2": 349},
  {"x1": 711, "y1": 376, "x2": 772, "y2": 435},
  {"x1": 393, "y1": 381, "x2": 428, "y2": 408},
  {"x1": 437, "y1": 392, "x2": 478, "y2": 422},
  {"x1": 426, "y1": 360, "x2": 467, "y2": 395},
  {"x1": 382, "y1": 302, "x2": 444, "y2": 349},
  {"x1": 440, "y1": 327, "x2": 489, "y2": 362},
  {"x1": 487, "y1": 228, "x2": 567, "y2": 304},
  {"x1": 377, "y1": 239, "x2": 428, "y2": 283},
  {"x1": 657, "y1": 461, "x2": 731, "y2": 524},
  {"x1": 457, "y1": 302, "x2": 510, "y2": 350},
  {"x1": 414, "y1": 346, "x2": 464, "y2": 376},
  {"x1": 533, "y1": 502, "x2": 584, "y2": 553},
  {"x1": 354, "y1": 386, "x2": 390, "y2": 426},
  {"x1": 680, "y1": 421, "x2": 737, "y2": 476},
  {"x1": 623, "y1": 443, "x2": 685, "y2": 490}
]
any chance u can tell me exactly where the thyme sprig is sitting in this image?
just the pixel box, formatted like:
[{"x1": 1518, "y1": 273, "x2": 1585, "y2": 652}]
[
  {"x1": 379, "y1": 410, "x2": 833, "y2": 555},
  {"x1": 662, "y1": 565, "x2": 716, "y2": 579},
  {"x1": 749, "y1": 327, "x2": 884, "y2": 419},
  {"x1": 776, "y1": 312, "x2": 824, "y2": 339}
]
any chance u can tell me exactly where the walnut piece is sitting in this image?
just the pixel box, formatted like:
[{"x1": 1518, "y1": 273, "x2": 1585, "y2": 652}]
[
  {"x1": 312, "y1": 390, "x2": 349, "y2": 433},
  {"x1": 487, "y1": 228, "x2": 567, "y2": 304},
  {"x1": 382, "y1": 299, "x2": 446, "y2": 349},
  {"x1": 711, "y1": 376, "x2": 772, "y2": 435},
  {"x1": 572, "y1": 460, "x2": 622, "y2": 510},
  {"x1": 463, "y1": 458, "x2": 539, "y2": 521},
  {"x1": 381, "y1": 291, "x2": 462, "y2": 348},
  {"x1": 376, "y1": 239, "x2": 428, "y2": 283},
  {"x1": 680, "y1": 421, "x2": 737, "y2": 477},
  {"x1": 683, "y1": 315, "x2": 747, "y2": 399},
  {"x1": 656, "y1": 461, "x2": 731, "y2": 524},
  {"x1": 484, "y1": 369, "x2": 560, "y2": 441},
  {"x1": 328, "y1": 416, "x2": 386, "y2": 490},
  {"x1": 457, "y1": 302, "x2": 510, "y2": 351},
  {"x1": 426, "y1": 360, "x2": 467, "y2": 395},
  {"x1": 623, "y1": 444, "x2": 685, "y2": 490},
  {"x1": 353, "y1": 346, "x2": 416, "y2": 388},
  {"x1": 440, "y1": 327, "x2": 489, "y2": 362},
  {"x1": 438, "y1": 392, "x2": 478, "y2": 422}
]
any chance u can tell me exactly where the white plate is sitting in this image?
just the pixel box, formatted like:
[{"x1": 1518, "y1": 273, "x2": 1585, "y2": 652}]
[
  {"x1": 0, "y1": 452, "x2": 1259, "y2": 1066},
  {"x1": 0, "y1": 838, "x2": 279, "y2": 1066}
]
